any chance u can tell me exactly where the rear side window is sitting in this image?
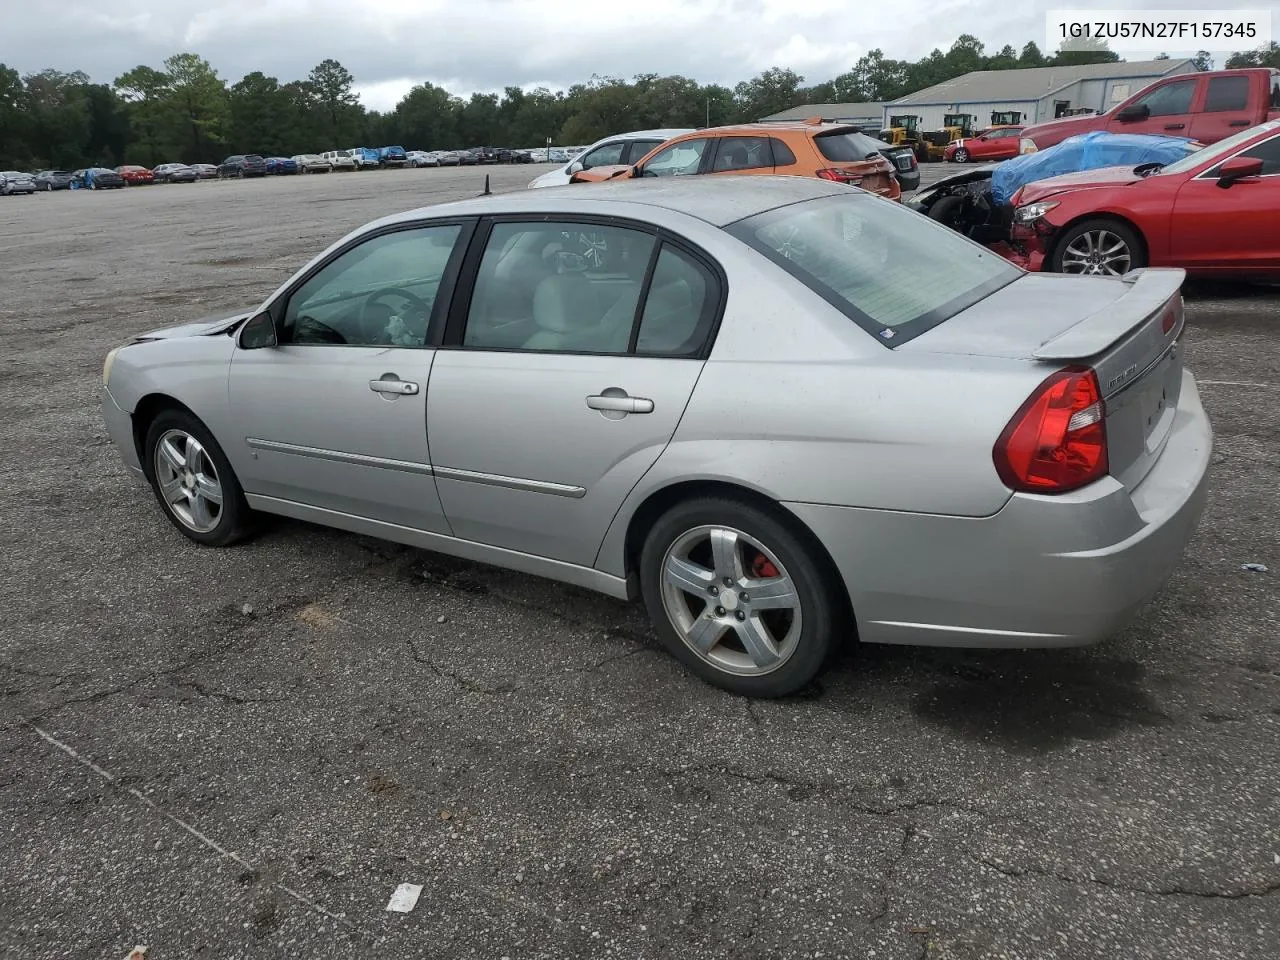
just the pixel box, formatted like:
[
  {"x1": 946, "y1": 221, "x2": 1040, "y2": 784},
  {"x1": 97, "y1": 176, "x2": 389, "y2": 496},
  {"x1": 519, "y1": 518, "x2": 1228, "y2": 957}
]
[
  {"x1": 1204, "y1": 76, "x2": 1250, "y2": 112},
  {"x1": 728, "y1": 194, "x2": 1019, "y2": 345},
  {"x1": 623, "y1": 140, "x2": 662, "y2": 164},
  {"x1": 770, "y1": 138, "x2": 797, "y2": 165},
  {"x1": 813, "y1": 131, "x2": 889, "y2": 162},
  {"x1": 712, "y1": 136, "x2": 774, "y2": 172}
]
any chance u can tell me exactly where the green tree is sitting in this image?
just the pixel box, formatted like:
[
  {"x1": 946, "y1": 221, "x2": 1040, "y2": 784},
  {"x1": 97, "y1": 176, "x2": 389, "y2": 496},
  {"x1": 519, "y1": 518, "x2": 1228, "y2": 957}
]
[
  {"x1": 1191, "y1": 51, "x2": 1213, "y2": 71},
  {"x1": 307, "y1": 58, "x2": 361, "y2": 144},
  {"x1": 22, "y1": 70, "x2": 92, "y2": 168},
  {"x1": 389, "y1": 82, "x2": 462, "y2": 149},
  {"x1": 164, "y1": 53, "x2": 228, "y2": 161},
  {"x1": 228, "y1": 71, "x2": 290, "y2": 155},
  {"x1": 113, "y1": 64, "x2": 173, "y2": 164},
  {"x1": 733, "y1": 67, "x2": 805, "y2": 120},
  {"x1": 1225, "y1": 41, "x2": 1280, "y2": 69},
  {"x1": 1052, "y1": 36, "x2": 1120, "y2": 66}
]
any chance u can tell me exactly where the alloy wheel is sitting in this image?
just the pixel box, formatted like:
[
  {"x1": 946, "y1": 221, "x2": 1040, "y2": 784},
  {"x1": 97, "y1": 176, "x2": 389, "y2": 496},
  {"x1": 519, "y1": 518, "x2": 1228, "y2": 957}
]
[
  {"x1": 660, "y1": 525, "x2": 803, "y2": 677},
  {"x1": 153, "y1": 429, "x2": 224, "y2": 534},
  {"x1": 1060, "y1": 229, "x2": 1131, "y2": 276}
]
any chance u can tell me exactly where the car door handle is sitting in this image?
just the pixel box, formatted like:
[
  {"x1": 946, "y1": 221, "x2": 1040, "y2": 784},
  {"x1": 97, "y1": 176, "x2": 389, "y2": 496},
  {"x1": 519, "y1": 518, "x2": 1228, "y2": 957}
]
[
  {"x1": 586, "y1": 393, "x2": 654, "y2": 414},
  {"x1": 369, "y1": 378, "x2": 419, "y2": 396},
  {"x1": 1163, "y1": 123, "x2": 1185, "y2": 130},
  {"x1": 1229, "y1": 120, "x2": 1250, "y2": 127}
]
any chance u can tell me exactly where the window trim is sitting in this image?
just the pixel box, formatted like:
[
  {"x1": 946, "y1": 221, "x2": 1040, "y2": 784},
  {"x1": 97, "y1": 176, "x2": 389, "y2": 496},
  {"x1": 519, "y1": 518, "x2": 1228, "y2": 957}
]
[
  {"x1": 725, "y1": 195, "x2": 1021, "y2": 349},
  {"x1": 1192, "y1": 131, "x2": 1280, "y2": 181},
  {"x1": 244, "y1": 217, "x2": 477, "y2": 350},
  {"x1": 441, "y1": 213, "x2": 728, "y2": 360}
]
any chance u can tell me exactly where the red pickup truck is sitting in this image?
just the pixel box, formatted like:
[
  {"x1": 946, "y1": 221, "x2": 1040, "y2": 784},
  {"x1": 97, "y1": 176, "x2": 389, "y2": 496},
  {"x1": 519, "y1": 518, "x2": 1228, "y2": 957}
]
[{"x1": 1019, "y1": 68, "x2": 1280, "y2": 153}]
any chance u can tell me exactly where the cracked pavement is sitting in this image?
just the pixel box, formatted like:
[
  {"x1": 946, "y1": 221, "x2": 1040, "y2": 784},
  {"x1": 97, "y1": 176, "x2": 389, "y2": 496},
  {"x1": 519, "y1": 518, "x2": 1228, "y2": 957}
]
[{"x1": 1, "y1": 166, "x2": 1278, "y2": 959}]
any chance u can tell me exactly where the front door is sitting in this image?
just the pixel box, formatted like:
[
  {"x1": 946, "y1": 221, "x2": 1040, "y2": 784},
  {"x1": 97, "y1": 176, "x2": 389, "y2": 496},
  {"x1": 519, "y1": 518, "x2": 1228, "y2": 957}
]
[
  {"x1": 228, "y1": 221, "x2": 469, "y2": 532},
  {"x1": 1110, "y1": 76, "x2": 1200, "y2": 138},
  {"x1": 1170, "y1": 134, "x2": 1280, "y2": 272},
  {"x1": 426, "y1": 218, "x2": 723, "y2": 566}
]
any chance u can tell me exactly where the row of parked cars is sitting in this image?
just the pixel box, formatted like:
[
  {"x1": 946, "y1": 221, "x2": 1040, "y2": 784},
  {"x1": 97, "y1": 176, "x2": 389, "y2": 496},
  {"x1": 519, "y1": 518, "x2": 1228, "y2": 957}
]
[
  {"x1": 530, "y1": 69, "x2": 1279, "y2": 282},
  {"x1": 1, "y1": 143, "x2": 584, "y2": 195}
]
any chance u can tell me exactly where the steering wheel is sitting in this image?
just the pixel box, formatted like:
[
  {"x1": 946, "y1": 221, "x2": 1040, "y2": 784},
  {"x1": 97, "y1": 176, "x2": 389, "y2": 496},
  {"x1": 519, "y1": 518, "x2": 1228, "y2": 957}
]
[{"x1": 359, "y1": 287, "x2": 434, "y2": 344}]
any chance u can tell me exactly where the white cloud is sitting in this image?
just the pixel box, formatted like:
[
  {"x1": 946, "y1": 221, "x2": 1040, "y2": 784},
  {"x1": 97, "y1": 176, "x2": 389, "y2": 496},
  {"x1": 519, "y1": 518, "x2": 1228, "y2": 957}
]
[{"x1": 5, "y1": 0, "x2": 1278, "y2": 106}]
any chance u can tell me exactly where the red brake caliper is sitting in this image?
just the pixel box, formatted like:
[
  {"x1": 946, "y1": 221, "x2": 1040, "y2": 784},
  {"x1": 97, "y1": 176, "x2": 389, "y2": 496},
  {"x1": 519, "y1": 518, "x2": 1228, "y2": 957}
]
[{"x1": 750, "y1": 554, "x2": 779, "y2": 579}]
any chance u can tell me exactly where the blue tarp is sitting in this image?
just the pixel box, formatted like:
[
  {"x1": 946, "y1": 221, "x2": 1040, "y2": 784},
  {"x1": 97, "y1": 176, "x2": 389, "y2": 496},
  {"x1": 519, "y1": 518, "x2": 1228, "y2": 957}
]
[{"x1": 989, "y1": 131, "x2": 1201, "y2": 206}]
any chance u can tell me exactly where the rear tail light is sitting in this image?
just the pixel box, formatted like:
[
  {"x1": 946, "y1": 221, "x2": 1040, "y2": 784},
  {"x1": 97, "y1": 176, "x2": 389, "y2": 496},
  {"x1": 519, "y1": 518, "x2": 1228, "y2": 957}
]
[
  {"x1": 993, "y1": 366, "x2": 1108, "y2": 494},
  {"x1": 816, "y1": 167, "x2": 863, "y2": 184}
]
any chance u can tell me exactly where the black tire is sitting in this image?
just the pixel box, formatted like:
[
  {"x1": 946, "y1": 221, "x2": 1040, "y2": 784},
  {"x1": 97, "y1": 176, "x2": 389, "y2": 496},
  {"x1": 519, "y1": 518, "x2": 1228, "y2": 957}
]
[
  {"x1": 1048, "y1": 218, "x2": 1147, "y2": 276},
  {"x1": 927, "y1": 195, "x2": 967, "y2": 230},
  {"x1": 144, "y1": 409, "x2": 255, "y2": 547},
  {"x1": 639, "y1": 496, "x2": 843, "y2": 698},
  {"x1": 952, "y1": 147, "x2": 969, "y2": 163}
]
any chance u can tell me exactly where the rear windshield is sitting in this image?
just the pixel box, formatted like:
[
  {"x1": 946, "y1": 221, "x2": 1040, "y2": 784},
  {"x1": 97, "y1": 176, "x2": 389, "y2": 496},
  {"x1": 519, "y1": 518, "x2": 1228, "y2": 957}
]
[
  {"x1": 727, "y1": 193, "x2": 1020, "y2": 345},
  {"x1": 814, "y1": 130, "x2": 892, "y2": 162}
]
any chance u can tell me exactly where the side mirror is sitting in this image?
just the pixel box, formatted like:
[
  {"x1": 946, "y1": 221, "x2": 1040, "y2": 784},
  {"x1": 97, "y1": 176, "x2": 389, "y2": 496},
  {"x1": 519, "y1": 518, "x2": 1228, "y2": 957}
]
[
  {"x1": 1116, "y1": 104, "x2": 1150, "y2": 122},
  {"x1": 567, "y1": 160, "x2": 584, "y2": 174},
  {"x1": 239, "y1": 311, "x2": 277, "y2": 349},
  {"x1": 1217, "y1": 155, "x2": 1264, "y2": 187}
]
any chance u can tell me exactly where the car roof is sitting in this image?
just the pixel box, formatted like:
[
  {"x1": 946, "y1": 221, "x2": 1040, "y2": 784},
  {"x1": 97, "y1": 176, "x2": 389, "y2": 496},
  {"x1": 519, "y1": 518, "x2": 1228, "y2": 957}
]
[
  {"x1": 379, "y1": 174, "x2": 851, "y2": 229},
  {"x1": 687, "y1": 121, "x2": 858, "y2": 137},
  {"x1": 591, "y1": 128, "x2": 693, "y2": 145}
]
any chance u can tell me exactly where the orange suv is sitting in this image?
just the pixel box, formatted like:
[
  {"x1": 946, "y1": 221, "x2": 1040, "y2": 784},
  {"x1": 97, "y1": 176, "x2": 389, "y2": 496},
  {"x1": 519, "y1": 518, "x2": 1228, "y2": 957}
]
[{"x1": 569, "y1": 120, "x2": 902, "y2": 201}]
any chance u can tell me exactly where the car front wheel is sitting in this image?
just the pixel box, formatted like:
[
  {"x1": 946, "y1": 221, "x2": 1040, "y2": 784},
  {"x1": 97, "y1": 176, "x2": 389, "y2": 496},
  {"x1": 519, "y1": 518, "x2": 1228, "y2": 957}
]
[
  {"x1": 639, "y1": 497, "x2": 841, "y2": 698},
  {"x1": 1050, "y1": 219, "x2": 1147, "y2": 277},
  {"x1": 145, "y1": 410, "x2": 255, "y2": 547},
  {"x1": 952, "y1": 148, "x2": 969, "y2": 163}
]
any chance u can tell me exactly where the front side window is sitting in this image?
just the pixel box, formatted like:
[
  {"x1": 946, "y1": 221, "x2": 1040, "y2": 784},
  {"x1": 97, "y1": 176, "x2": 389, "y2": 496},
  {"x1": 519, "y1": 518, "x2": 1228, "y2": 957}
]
[
  {"x1": 639, "y1": 139, "x2": 708, "y2": 177},
  {"x1": 1204, "y1": 133, "x2": 1280, "y2": 177},
  {"x1": 623, "y1": 140, "x2": 663, "y2": 164},
  {"x1": 1159, "y1": 120, "x2": 1280, "y2": 176},
  {"x1": 579, "y1": 141, "x2": 625, "y2": 169},
  {"x1": 728, "y1": 194, "x2": 1019, "y2": 345},
  {"x1": 1133, "y1": 79, "x2": 1196, "y2": 117},
  {"x1": 281, "y1": 224, "x2": 462, "y2": 347}
]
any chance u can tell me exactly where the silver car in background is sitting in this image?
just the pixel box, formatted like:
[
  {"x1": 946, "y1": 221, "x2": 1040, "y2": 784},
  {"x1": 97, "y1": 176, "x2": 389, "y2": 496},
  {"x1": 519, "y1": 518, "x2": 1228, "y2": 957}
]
[
  {"x1": 1, "y1": 171, "x2": 37, "y2": 195},
  {"x1": 292, "y1": 154, "x2": 332, "y2": 173},
  {"x1": 99, "y1": 176, "x2": 1211, "y2": 698}
]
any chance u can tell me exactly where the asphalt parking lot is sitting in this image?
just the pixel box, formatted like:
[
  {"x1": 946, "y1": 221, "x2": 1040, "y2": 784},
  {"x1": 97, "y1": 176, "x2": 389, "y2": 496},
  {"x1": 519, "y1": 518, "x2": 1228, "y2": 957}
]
[{"x1": 1, "y1": 164, "x2": 1278, "y2": 960}]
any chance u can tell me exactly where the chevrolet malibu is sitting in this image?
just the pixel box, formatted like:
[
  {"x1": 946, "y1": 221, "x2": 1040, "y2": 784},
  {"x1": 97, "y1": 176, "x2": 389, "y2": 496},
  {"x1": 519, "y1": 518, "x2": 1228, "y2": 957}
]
[{"x1": 99, "y1": 176, "x2": 1211, "y2": 698}]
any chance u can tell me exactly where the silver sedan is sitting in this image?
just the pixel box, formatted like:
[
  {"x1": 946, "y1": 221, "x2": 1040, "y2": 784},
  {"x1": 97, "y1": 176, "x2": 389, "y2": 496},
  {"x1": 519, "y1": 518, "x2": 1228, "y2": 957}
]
[{"x1": 99, "y1": 176, "x2": 1212, "y2": 697}]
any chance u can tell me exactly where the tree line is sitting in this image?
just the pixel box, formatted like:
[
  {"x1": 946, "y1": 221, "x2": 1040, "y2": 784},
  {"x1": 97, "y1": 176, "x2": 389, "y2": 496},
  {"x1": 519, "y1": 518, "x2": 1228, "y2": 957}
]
[{"x1": 1, "y1": 37, "x2": 1274, "y2": 171}]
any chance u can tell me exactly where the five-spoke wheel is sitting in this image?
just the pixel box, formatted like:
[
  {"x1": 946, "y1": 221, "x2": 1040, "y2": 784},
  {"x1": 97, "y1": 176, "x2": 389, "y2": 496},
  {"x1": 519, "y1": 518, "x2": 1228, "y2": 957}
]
[
  {"x1": 641, "y1": 497, "x2": 841, "y2": 697},
  {"x1": 145, "y1": 409, "x2": 254, "y2": 546}
]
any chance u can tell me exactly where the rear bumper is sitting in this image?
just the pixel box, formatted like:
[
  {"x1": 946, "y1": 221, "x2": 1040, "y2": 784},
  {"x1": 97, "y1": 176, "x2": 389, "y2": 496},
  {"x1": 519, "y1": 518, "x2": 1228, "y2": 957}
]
[{"x1": 786, "y1": 370, "x2": 1212, "y2": 648}]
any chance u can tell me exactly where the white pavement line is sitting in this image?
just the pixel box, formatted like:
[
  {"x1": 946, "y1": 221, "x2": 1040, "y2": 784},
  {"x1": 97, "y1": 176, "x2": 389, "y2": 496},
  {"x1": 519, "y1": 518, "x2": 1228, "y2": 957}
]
[
  {"x1": 29, "y1": 724, "x2": 368, "y2": 940},
  {"x1": 1198, "y1": 380, "x2": 1280, "y2": 389}
]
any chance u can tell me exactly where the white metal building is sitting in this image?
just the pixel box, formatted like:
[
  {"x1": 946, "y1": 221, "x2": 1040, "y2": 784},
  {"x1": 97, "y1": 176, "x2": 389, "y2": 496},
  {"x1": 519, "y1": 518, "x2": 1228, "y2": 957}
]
[{"x1": 883, "y1": 59, "x2": 1199, "y2": 131}]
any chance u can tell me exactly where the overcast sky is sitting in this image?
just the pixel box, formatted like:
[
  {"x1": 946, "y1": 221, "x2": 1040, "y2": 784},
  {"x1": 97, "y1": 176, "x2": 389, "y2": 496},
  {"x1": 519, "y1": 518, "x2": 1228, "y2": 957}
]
[{"x1": 4, "y1": 0, "x2": 1276, "y2": 110}]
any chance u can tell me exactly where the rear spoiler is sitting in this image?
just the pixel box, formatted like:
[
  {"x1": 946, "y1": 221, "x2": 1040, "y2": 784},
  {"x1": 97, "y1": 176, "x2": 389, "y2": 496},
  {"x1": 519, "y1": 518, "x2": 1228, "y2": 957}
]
[{"x1": 1032, "y1": 268, "x2": 1185, "y2": 361}]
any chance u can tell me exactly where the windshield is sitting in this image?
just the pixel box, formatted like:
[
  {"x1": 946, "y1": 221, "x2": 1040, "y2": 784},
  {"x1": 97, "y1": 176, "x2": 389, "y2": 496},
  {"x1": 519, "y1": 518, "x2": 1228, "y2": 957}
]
[
  {"x1": 727, "y1": 193, "x2": 1020, "y2": 345},
  {"x1": 1155, "y1": 121, "x2": 1280, "y2": 176}
]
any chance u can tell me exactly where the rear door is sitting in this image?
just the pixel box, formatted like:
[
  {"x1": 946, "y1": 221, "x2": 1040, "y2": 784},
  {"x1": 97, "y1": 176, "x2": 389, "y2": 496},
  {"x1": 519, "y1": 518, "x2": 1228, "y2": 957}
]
[
  {"x1": 1189, "y1": 75, "x2": 1256, "y2": 142},
  {"x1": 425, "y1": 216, "x2": 723, "y2": 566},
  {"x1": 1109, "y1": 76, "x2": 1202, "y2": 138}
]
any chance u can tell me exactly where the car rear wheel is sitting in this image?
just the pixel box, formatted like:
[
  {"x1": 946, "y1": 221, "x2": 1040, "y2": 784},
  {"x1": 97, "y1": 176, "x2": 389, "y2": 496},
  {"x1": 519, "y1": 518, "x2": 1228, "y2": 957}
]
[
  {"x1": 952, "y1": 147, "x2": 969, "y2": 163},
  {"x1": 145, "y1": 410, "x2": 255, "y2": 547},
  {"x1": 1050, "y1": 219, "x2": 1146, "y2": 277},
  {"x1": 639, "y1": 497, "x2": 841, "y2": 698}
]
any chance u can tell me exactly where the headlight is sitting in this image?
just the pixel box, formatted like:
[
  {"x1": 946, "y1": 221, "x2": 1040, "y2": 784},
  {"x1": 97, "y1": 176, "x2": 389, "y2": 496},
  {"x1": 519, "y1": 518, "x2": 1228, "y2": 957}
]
[
  {"x1": 1019, "y1": 138, "x2": 1038, "y2": 155},
  {"x1": 1014, "y1": 201, "x2": 1060, "y2": 223},
  {"x1": 102, "y1": 344, "x2": 124, "y2": 387}
]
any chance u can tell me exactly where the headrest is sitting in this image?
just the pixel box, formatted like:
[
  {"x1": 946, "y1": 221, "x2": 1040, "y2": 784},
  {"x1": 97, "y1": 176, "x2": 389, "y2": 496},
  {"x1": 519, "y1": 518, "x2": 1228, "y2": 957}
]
[{"x1": 532, "y1": 272, "x2": 596, "y2": 333}]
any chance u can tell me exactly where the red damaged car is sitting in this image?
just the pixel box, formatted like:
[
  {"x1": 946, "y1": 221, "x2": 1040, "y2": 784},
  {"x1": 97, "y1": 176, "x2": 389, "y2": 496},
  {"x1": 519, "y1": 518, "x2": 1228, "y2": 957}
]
[
  {"x1": 115, "y1": 164, "x2": 155, "y2": 186},
  {"x1": 1008, "y1": 120, "x2": 1280, "y2": 278}
]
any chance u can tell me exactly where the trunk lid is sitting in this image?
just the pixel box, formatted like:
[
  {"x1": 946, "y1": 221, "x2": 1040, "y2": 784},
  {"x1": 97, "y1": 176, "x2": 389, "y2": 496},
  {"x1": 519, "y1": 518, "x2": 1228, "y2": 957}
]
[{"x1": 903, "y1": 268, "x2": 1187, "y2": 490}]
